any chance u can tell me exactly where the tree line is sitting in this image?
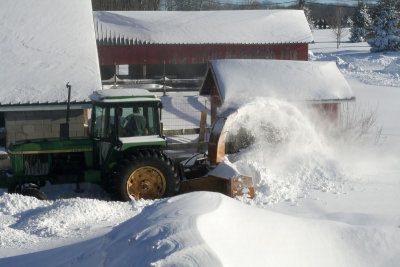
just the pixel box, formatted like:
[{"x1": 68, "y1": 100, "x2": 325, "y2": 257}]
[
  {"x1": 349, "y1": 0, "x2": 400, "y2": 52},
  {"x1": 91, "y1": 0, "x2": 161, "y2": 10}
]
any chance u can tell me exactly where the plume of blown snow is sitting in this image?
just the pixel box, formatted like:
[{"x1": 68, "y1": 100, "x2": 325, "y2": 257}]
[{"x1": 221, "y1": 98, "x2": 347, "y2": 206}]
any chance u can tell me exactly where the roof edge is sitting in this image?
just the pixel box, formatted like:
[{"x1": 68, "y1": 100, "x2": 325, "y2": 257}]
[{"x1": 0, "y1": 102, "x2": 91, "y2": 112}]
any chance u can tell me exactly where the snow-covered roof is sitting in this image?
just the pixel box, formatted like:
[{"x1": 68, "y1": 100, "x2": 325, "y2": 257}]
[
  {"x1": 90, "y1": 89, "x2": 160, "y2": 103},
  {"x1": 93, "y1": 10, "x2": 314, "y2": 45},
  {"x1": 0, "y1": 0, "x2": 102, "y2": 107},
  {"x1": 200, "y1": 59, "x2": 354, "y2": 103}
]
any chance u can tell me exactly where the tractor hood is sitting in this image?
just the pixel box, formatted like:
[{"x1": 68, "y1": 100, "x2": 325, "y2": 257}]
[{"x1": 7, "y1": 137, "x2": 93, "y2": 155}]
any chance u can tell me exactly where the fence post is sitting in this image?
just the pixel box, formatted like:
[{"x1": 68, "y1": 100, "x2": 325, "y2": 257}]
[{"x1": 197, "y1": 110, "x2": 207, "y2": 153}]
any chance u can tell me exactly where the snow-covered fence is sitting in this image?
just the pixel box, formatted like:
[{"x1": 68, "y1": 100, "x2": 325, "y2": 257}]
[{"x1": 161, "y1": 95, "x2": 210, "y2": 131}]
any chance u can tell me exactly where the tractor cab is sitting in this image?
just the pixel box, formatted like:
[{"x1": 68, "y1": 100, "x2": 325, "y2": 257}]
[{"x1": 89, "y1": 89, "x2": 166, "y2": 167}]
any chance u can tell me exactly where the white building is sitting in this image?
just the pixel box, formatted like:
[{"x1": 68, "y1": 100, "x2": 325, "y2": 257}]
[{"x1": 0, "y1": 0, "x2": 102, "y2": 147}]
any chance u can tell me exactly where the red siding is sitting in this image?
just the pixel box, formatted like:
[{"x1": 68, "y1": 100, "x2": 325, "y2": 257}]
[
  {"x1": 312, "y1": 103, "x2": 339, "y2": 122},
  {"x1": 98, "y1": 43, "x2": 309, "y2": 65}
]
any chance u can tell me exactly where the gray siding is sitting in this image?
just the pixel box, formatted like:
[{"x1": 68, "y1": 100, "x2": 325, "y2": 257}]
[{"x1": 5, "y1": 109, "x2": 85, "y2": 147}]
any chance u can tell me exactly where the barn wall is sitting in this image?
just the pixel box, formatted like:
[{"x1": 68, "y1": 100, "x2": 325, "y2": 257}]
[
  {"x1": 5, "y1": 109, "x2": 85, "y2": 147},
  {"x1": 98, "y1": 43, "x2": 309, "y2": 66},
  {"x1": 311, "y1": 103, "x2": 339, "y2": 122}
]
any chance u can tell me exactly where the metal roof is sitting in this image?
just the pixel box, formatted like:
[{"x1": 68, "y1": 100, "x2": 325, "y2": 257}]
[
  {"x1": 200, "y1": 59, "x2": 355, "y2": 103},
  {"x1": 94, "y1": 10, "x2": 314, "y2": 46}
]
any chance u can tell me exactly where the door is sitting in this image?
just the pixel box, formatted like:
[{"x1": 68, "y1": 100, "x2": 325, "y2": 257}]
[{"x1": 91, "y1": 105, "x2": 116, "y2": 168}]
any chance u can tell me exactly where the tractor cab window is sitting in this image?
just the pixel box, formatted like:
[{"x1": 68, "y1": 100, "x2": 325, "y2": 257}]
[
  {"x1": 118, "y1": 104, "x2": 159, "y2": 137},
  {"x1": 92, "y1": 105, "x2": 115, "y2": 139}
]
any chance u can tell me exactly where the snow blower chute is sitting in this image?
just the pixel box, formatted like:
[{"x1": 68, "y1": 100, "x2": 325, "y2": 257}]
[{"x1": 177, "y1": 109, "x2": 255, "y2": 198}]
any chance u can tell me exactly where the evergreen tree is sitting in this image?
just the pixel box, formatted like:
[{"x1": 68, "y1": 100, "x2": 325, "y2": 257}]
[
  {"x1": 367, "y1": 0, "x2": 400, "y2": 52},
  {"x1": 303, "y1": 5, "x2": 314, "y2": 31},
  {"x1": 350, "y1": 1, "x2": 371, "y2": 42}
]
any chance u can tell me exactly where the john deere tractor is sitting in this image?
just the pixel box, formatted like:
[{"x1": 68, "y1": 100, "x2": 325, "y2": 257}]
[{"x1": 0, "y1": 89, "x2": 180, "y2": 201}]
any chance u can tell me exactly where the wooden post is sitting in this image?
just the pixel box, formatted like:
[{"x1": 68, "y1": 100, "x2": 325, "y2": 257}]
[
  {"x1": 197, "y1": 110, "x2": 207, "y2": 153},
  {"x1": 83, "y1": 109, "x2": 89, "y2": 136}
]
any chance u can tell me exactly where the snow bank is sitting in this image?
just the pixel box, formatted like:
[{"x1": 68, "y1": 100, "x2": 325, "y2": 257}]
[
  {"x1": 0, "y1": 192, "x2": 221, "y2": 266},
  {"x1": 310, "y1": 29, "x2": 400, "y2": 88},
  {"x1": 0, "y1": 193, "x2": 150, "y2": 256},
  {"x1": 0, "y1": 0, "x2": 101, "y2": 105},
  {"x1": 93, "y1": 10, "x2": 313, "y2": 45},
  {"x1": 3, "y1": 192, "x2": 399, "y2": 267},
  {"x1": 198, "y1": 192, "x2": 400, "y2": 267}
]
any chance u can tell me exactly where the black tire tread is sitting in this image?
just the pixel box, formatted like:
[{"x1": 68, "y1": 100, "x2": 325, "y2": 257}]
[
  {"x1": 109, "y1": 149, "x2": 180, "y2": 201},
  {"x1": 20, "y1": 188, "x2": 48, "y2": 200}
]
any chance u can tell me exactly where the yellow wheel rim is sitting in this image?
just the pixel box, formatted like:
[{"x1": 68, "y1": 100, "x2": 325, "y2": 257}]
[{"x1": 126, "y1": 166, "x2": 166, "y2": 199}]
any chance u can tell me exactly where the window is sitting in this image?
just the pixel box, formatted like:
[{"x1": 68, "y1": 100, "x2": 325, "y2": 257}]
[
  {"x1": 116, "y1": 65, "x2": 129, "y2": 76},
  {"x1": 92, "y1": 106, "x2": 115, "y2": 139},
  {"x1": 118, "y1": 104, "x2": 159, "y2": 137}
]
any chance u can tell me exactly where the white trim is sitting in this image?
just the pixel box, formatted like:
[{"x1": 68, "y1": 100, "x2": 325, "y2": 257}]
[
  {"x1": 92, "y1": 98, "x2": 160, "y2": 104},
  {"x1": 90, "y1": 89, "x2": 161, "y2": 103},
  {"x1": 119, "y1": 135, "x2": 165, "y2": 144}
]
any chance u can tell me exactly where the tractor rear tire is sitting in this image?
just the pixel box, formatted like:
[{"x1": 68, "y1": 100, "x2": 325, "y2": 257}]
[
  {"x1": 20, "y1": 188, "x2": 48, "y2": 200},
  {"x1": 109, "y1": 150, "x2": 180, "y2": 201}
]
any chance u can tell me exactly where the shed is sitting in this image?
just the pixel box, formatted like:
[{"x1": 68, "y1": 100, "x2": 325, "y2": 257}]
[
  {"x1": 93, "y1": 10, "x2": 313, "y2": 81},
  {"x1": 200, "y1": 59, "x2": 355, "y2": 123},
  {"x1": 0, "y1": 0, "x2": 101, "y2": 147}
]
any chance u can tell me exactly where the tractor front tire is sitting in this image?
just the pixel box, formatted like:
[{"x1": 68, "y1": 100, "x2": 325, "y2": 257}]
[
  {"x1": 20, "y1": 187, "x2": 48, "y2": 200},
  {"x1": 109, "y1": 150, "x2": 180, "y2": 201}
]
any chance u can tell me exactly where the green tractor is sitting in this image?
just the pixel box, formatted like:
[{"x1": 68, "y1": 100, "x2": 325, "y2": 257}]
[
  {"x1": 0, "y1": 88, "x2": 180, "y2": 201},
  {"x1": 0, "y1": 87, "x2": 255, "y2": 201}
]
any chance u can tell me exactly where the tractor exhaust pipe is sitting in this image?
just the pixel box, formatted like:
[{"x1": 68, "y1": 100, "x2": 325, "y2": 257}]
[{"x1": 60, "y1": 82, "x2": 72, "y2": 140}]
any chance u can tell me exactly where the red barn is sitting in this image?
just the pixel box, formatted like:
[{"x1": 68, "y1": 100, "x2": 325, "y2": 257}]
[
  {"x1": 93, "y1": 10, "x2": 314, "y2": 81},
  {"x1": 200, "y1": 59, "x2": 355, "y2": 124}
]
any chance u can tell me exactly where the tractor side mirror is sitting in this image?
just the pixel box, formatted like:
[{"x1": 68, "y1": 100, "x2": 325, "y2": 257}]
[
  {"x1": 160, "y1": 122, "x2": 164, "y2": 139},
  {"x1": 158, "y1": 102, "x2": 163, "y2": 121}
]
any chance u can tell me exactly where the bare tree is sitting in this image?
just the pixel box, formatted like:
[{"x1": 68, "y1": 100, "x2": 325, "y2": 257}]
[{"x1": 330, "y1": 1, "x2": 345, "y2": 48}]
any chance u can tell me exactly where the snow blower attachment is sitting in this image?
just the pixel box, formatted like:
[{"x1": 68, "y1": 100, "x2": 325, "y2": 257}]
[{"x1": 178, "y1": 110, "x2": 255, "y2": 199}]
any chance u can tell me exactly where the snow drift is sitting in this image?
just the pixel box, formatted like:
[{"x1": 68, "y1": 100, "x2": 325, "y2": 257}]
[{"x1": 2, "y1": 192, "x2": 399, "y2": 267}]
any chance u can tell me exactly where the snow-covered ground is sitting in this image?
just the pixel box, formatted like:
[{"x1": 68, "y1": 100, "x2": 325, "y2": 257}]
[{"x1": 1, "y1": 29, "x2": 400, "y2": 267}]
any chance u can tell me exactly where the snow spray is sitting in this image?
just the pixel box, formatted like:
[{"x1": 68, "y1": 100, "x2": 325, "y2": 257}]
[{"x1": 221, "y1": 98, "x2": 347, "y2": 206}]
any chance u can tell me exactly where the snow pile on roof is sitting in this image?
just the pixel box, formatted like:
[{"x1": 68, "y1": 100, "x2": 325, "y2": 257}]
[
  {"x1": 93, "y1": 10, "x2": 314, "y2": 45},
  {"x1": 204, "y1": 59, "x2": 354, "y2": 104},
  {"x1": 0, "y1": 0, "x2": 101, "y2": 106}
]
